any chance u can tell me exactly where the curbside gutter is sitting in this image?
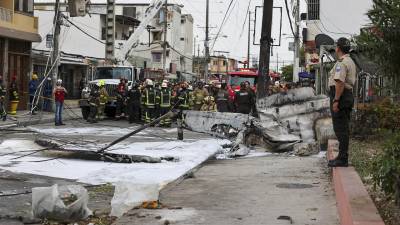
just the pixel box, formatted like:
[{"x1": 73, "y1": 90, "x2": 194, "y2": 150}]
[{"x1": 327, "y1": 139, "x2": 385, "y2": 225}]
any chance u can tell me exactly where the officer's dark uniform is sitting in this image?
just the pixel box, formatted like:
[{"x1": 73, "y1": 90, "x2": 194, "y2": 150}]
[
  {"x1": 143, "y1": 85, "x2": 158, "y2": 123},
  {"x1": 216, "y1": 84, "x2": 231, "y2": 112},
  {"x1": 87, "y1": 86, "x2": 100, "y2": 123},
  {"x1": 328, "y1": 37, "x2": 356, "y2": 167},
  {"x1": 127, "y1": 84, "x2": 142, "y2": 123},
  {"x1": 234, "y1": 83, "x2": 254, "y2": 114},
  {"x1": 158, "y1": 87, "x2": 172, "y2": 127},
  {"x1": 0, "y1": 79, "x2": 7, "y2": 121}
]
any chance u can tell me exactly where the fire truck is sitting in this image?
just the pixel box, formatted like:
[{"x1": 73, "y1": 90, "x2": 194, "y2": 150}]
[
  {"x1": 226, "y1": 69, "x2": 258, "y2": 100},
  {"x1": 79, "y1": 0, "x2": 165, "y2": 119}
]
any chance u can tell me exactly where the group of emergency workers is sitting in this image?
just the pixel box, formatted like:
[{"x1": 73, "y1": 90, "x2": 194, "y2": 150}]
[{"x1": 85, "y1": 78, "x2": 258, "y2": 125}]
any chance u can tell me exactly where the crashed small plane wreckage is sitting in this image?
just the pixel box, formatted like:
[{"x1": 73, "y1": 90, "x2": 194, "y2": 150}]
[{"x1": 184, "y1": 87, "x2": 332, "y2": 156}]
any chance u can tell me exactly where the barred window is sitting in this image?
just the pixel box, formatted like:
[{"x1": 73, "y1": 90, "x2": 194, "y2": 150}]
[{"x1": 308, "y1": 0, "x2": 320, "y2": 20}]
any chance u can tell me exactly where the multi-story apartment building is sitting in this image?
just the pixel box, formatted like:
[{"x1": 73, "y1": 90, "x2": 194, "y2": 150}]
[
  {"x1": 33, "y1": 0, "x2": 194, "y2": 96},
  {"x1": 0, "y1": 0, "x2": 41, "y2": 109}
]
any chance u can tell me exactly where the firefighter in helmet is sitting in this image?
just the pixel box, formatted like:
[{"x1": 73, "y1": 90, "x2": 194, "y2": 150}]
[
  {"x1": 158, "y1": 81, "x2": 172, "y2": 127},
  {"x1": 97, "y1": 80, "x2": 109, "y2": 120}
]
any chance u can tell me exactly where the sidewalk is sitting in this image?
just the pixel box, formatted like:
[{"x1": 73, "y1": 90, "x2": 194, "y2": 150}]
[
  {"x1": 0, "y1": 100, "x2": 81, "y2": 128},
  {"x1": 113, "y1": 155, "x2": 339, "y2": 225}
]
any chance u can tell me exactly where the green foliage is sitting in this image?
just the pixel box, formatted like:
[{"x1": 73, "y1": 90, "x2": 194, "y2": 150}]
[
  {"x1": 280, "y1": 64, "x2": 293, "y2": 82},
  {"x1": 355, "y1": 0, "x2": 400, "y2": 94},
  {"x1": 371, "y1": 132, "x2": 400, "y2": 205},
  {"x1": 352, "y1": 99, "x2": 400, "y2": 136}
]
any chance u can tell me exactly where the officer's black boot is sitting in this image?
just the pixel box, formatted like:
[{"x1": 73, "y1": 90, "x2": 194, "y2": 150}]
[{"x1": 328, "y1": 151, "x2": 348, "y2": 167}]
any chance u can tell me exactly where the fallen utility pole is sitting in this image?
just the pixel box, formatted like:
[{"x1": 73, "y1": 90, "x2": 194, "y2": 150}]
[
  {"x1": 97, "y1": 111, "x2": 175, "y2": 153},
  {"x1": 256, "y1": 0, "x2": 274, "y2": 99}
]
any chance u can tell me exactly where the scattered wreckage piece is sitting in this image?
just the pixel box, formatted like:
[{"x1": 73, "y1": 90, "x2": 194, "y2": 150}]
[
  {"x1": 34, "y1": 138, "x2": 176, "y2": 164},
  {"x1": 293, "y1": 142, "x2": 320, "y2": 156},
  {"x1": 257, "y1": 87, "x2": 316, "y2": 108},
  {"x1": 184, "y1": 111, "x2": 251, "y2": 134}
]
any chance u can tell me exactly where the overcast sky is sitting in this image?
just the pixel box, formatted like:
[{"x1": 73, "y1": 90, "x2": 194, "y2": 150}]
[{"x1": 168, "y1": 0, "x2": 299, "y2": 70}]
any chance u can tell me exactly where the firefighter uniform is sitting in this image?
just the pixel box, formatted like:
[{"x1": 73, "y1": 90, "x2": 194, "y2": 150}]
[
  {"x1": 0, "y1": 79, "x2": 6, "y2": 121},
  {"x1": 115, "y1": 80, "x2": 127, "y2": 120},
  {"x1": 234, "y1": 83, "x2": 254, "y2": 115},
  {"x1": 328, "y1": 37, "x2": 356, "y2": 167},
  {"x1": 216, "y1": 86, "x2": 231, "y2": 112},
  {"x1": 97, "y1": 80, "x2": 109, "y2": 120},
  {"x1": 127, "y1": 83, "x2": 142, "y2": 123},
  {"x1": 158, "y1": 84, "x2": 172, "y2": 127},
  {"x1": 143, "y1": 80, "x2": 157, "y2": 123},
  {"x1": 87, "y1": 85, "x2": 100, "y2": 123},
  {"x1": 200, "y1": 96, "x2": 217, "y2": 112},
  {"x1": 192, "y1": 84, "x2": 209, "y2": 111}
]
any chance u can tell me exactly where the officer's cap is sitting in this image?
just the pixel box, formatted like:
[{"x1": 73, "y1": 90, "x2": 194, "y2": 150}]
[{"x1": 336, "y1": 37, "x2": 351, "y2": 54}]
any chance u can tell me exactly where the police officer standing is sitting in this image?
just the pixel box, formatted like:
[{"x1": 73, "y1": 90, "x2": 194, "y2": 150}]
[
  {"x1": 127, "y1": 81, "x2": 142, "y2": 124},
  {"x1": 328, "y1": 37, "x2": 356, "y2": 167},
  {"x1": 234, "y1": 82, "x2": 254, "y2": 115},
  {"x1": 87, "y1": 83, "x2": 100, "y2": 123},
  {"x1": 158, "y1": 82, "x2": 172, "y2": 127}
]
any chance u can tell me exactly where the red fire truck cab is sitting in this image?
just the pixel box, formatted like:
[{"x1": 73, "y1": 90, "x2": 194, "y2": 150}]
[{"x1": 227, "y1": 69, "x2": 258, "y2": 100}]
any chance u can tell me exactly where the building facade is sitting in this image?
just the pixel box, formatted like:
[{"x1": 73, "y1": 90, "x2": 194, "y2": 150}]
[
  {"x1": 33, "y1": 0, "x2": 194, "y2": 90},
  {"x1": 0, "y1": 0, "x2": 41, "y2": 110},
  {"x1": 209, "y1": 56, "x2": 238, "y2": 78}
]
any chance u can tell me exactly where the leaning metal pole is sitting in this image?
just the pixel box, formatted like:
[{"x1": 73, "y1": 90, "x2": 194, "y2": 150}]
[{"x1": 256, "y1": 0, "x2": 274, "y2": 98}]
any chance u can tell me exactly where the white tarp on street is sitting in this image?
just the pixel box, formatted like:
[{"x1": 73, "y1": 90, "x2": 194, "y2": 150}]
[{"x1": 0, "y1": 138, "x2": 230, "y2": 185}]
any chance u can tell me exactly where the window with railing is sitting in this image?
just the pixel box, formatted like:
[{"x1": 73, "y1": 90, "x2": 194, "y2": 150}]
[
  {"x1": 0, "y1": 7, "x2": 13, "y2": 22},
  {"x1": 308, "y1": 0, "x2": 320, "y2": 20},
  {"x1": 14, "y1": 0, "x2": 33, "y2": 15}
]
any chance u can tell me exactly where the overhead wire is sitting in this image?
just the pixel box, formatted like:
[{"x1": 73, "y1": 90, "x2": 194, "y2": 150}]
[{"x1": 210, "y1": 0, "x2": 236, "y2": 51}]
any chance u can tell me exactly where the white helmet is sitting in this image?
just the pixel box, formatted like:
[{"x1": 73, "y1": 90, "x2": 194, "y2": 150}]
[
  {"x1": 146, "y1": 79, "x2": 154, "y2": 86},
  {"x1": 188, "y1": 85, "x2": 193, "y2": 91},
  {"x1": 56, "y1": 79, "x2": 62, "y2": 84},
  {"x1": 274, "y1": 81, "x2": 280, "y2": 86},
  {"x1": 162, "y1": 80, "x2": 169, "y2": 84},
  {"x1": 161, "y1": 82, "x2": 168, "y2": 88}
]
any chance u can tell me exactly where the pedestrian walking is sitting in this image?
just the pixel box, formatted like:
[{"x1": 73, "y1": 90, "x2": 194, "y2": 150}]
[
  {"x1": 97, "y1": 80, "x2": 109, "y2": 120},
  {"x1": 327, "y1": 37, "x2": 356, "y2": 167},
  {"x1": 28, "y1": 73, "x2": 39, "y2": 115},
  {"x1": 53, "y1": 79, "x2": 67, "y2": 126},
  {"x1": 127, "y1": 81, "x2": 142, "y2": 124},
  {"x1": 192, "y1": 82, "x2": 209, "y2": 110},
  {"x1": 234, "y1": 82, "x2": 254, "y2": 115},
  {"x1": 0, "y1": 75, "x2": 7, "y2": 121}
]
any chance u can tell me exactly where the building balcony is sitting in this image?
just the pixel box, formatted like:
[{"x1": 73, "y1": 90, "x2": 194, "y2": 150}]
[{"x1": 0, "y1": 7, "x2": 41, "y2": 42}]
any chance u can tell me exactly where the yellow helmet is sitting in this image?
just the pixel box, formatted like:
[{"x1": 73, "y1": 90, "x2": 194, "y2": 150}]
[
  {"x1": 32, "y1": 74, "x2": 38, "y2": 80},
  {"x1": 98, "y1": 80, "x2": 105, "y2": 87}
]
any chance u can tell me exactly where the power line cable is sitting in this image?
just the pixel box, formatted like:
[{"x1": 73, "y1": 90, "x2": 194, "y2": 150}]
[
  {"x1": 210, "y1": 0, "x2": 236, "y2": 50},
  {"x1": 63, "y1": 16, "x2": 106, "y2": 45},
  {"x1": 284, "y1": 0, "x2": 296, "y2": 38},
  {"x1": 238, "y1": 0, "x2": 252, "y2": 39}
]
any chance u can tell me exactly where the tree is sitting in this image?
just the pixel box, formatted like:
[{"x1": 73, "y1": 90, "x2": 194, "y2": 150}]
[
  {"x1": 356, "y1": 0, "x2": 400, "y2": 95},
  {"x1": 280, "y1": 64, "x2": 293, "y2": 82}
]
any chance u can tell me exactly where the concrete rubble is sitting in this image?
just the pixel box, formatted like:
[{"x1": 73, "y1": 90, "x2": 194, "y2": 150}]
[{"x1": 184, "y1": 87, "x2": 334, "y2": 156}]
